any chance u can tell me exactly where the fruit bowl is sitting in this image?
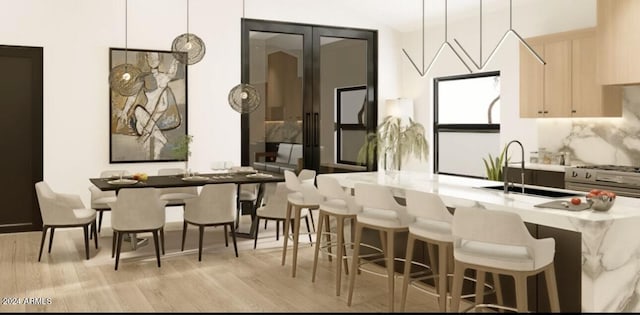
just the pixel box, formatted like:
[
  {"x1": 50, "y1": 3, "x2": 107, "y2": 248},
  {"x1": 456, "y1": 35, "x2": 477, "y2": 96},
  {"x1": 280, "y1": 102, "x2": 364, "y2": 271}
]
[{"x1": 587, "y1": 194, "x2": 615, "y2": 211}]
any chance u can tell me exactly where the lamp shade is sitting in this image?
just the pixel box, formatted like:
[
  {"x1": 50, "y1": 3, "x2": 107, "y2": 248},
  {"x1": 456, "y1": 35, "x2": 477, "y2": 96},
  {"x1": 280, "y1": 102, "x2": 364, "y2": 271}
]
[
  {"x1": 228, "y1": 83, "x2": 261, "y2": 114},
  {"x1": 385, "y1": 98, "x2": 414, "y2": 120},
  {"x1": 171, "y1": 33, "x2": 206, "y2": 65}
]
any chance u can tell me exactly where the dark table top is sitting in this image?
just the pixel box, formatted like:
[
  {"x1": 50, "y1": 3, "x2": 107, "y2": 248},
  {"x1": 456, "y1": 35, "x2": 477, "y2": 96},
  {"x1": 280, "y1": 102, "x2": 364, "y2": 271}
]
[{"x1": 89, "y1": 171, "x2": 284, "y2": 191}]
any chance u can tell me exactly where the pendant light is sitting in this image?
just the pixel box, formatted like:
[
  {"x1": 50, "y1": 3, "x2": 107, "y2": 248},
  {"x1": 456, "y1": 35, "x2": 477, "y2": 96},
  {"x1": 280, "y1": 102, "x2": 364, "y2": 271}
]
[
  {"x1": 455, "y1": 0, "x2": 546, "y2": 70},
  {"x1": 228, "y1": 0, "x2": 261, "y2": 114},
  {"x1": 403, "y1": 0, "x2": 472, "y2": 77},
  {"x1": 171, "y1": 0, "x2": 206, "y2": 65},
  {"x1": 109, "y1": 0, "x2": 142, "y2": 96}
]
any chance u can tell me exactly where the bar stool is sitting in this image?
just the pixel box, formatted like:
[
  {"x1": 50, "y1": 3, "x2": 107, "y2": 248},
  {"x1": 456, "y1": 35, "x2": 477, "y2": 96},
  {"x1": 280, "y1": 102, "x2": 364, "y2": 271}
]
[
  {"x1": 311, "y1": 175, "x2": 361, "y2": 296},
  {"x1": 347, "y1": 183, "x2": 413, "y2": 312},
  {"x1": 450, "y1": 207, "x2": 560, "y2": 312},
  {"x1": 281, "y1": 169, "x2": 324, "y2": 278},
  {"x1": 399, "y1": 190, "x2": 502, "y2": 312}
]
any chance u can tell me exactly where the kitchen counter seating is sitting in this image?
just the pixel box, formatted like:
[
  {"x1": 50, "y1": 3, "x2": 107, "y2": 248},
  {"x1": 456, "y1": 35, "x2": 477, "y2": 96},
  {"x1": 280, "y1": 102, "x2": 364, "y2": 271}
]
[{"x1": 322, "y1": 171, "x2": 640, "y2": 313}]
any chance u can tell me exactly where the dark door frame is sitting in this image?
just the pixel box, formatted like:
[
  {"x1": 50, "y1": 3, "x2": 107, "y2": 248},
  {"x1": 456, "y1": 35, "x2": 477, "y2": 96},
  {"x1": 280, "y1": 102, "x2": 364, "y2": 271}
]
[
  {"x1": 240, "y1": 18, "x2": 378, "y2": 171},
  {"x1": 0, "y1": 45, "x2": 43, "y2": 233}
]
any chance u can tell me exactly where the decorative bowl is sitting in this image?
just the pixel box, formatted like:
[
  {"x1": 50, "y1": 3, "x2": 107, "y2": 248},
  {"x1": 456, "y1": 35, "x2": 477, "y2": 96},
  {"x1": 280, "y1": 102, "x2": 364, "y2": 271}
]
[{"x1": 587, "y1": 195, "x2": 615, "y2": 211}]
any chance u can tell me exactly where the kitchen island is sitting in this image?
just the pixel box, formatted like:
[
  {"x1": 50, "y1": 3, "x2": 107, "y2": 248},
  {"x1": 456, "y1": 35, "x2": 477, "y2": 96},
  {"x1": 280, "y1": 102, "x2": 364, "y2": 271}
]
[{"x1": 324, "y1": 171, "x2": 640, "y2": 312}]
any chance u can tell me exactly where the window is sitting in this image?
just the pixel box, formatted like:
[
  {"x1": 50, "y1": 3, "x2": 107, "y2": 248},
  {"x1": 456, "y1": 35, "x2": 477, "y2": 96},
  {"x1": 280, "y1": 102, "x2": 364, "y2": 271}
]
[{"x1": 434, "y1": 71, "x2": 501, "y2": 178}]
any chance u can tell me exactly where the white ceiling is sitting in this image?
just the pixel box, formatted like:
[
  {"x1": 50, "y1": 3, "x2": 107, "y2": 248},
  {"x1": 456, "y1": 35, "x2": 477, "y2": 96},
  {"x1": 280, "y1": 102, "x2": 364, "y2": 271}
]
[{"x1": 340, "y1": 0, "x2": 541, "y2": 33}]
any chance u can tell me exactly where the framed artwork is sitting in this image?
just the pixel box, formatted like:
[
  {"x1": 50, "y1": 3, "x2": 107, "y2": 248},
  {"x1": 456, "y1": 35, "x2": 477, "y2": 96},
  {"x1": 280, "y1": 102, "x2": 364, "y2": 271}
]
[
  {"x1": 335, "y1": 85, "x2": 367, "y2": 165},
  {"x1": 109, "y1": 47, "x2": 188, "y2": 163}
]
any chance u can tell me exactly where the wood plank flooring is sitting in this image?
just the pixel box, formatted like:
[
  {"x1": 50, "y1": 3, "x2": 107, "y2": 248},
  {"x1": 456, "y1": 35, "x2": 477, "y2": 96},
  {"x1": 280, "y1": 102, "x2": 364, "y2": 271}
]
[{"x1": 0, "y1": 219, "x2": 448, "y2": 312}]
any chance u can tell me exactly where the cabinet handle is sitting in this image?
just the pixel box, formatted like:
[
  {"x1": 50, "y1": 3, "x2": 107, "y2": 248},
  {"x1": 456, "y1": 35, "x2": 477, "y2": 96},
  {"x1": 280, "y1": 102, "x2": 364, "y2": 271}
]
[
  {"x1": 571, "y1": 109, "x2": 577, "y2": 113},
  {"x1": 543, "y1": 111, "x2": 549, "y2": 114},
  {"x1": 537, "y1": 110, "x2": 543, "y2": 114},
  {"x1": 305, "y1": 113, "x2": 311, "y2": 147},
  {"x1": 313, "y1": 113, "x2": 319, "y2": 147}
]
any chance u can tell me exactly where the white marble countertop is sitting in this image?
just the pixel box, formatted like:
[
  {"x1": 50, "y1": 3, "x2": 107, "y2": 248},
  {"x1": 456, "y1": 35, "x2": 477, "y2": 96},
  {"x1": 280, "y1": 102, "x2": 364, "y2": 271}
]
[{"x1": 325, "y1": 171, "x2": 640, "y2": 233}]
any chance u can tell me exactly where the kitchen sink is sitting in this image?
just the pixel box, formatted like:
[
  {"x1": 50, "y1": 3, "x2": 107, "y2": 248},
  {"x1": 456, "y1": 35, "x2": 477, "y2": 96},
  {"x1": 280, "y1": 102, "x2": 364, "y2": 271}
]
[{"x1": 478, "y1": 185, "x2": 582, "y2": 198}]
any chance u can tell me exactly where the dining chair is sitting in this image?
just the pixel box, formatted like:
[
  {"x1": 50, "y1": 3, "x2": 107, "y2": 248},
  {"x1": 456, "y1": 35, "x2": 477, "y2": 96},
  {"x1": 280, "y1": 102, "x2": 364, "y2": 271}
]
[
  {"x1": 109, "y1": 188, "x2": 167, "y2": 270},
  {"x1": 35, "y1": 181, "x2": 98, "y2": 261},
  {"x1": 88, "y1": 169, "x2": 129, "y2": 233},
  {"x1": 181, "y1": 183, "x2": 239, "y2": 261},
  {"x1": 254, "y1": 182, "x2": 312, "y2": 249},
  {"x1": 157, "y1": 168, "x2": 198, "y2": 207}
]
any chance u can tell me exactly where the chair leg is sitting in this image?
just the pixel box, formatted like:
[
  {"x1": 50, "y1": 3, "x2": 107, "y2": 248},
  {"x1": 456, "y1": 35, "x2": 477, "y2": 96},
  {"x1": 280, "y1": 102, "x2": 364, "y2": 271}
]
[
  {"x1": 112, "y1": 230, "x2": 117, "y2": 258},
  {"x1": 347, "y1": 222, "x2": 363, "y2": 306},
  {"x1": 514, "y1": 273, "x2": 528, "y2": 312},
  {"x1": 198, "y1": 225, "x2": 205, "y2": 261},
  {"x1": 276, "y1": 220, "x2": 280, "y2": 240},
  {"x1": 304, "y1": 215, "x2": 312, "y2": 244},
  {"x1": 48, "y1": 227, "x2": 56, "y2": 253},
  {"x1": 437, "y1": 243, "x2": 449, "y2": 312},
  {"x1": 253, "y1": 217, "x2": 260, "y2": 249},
  {"x1": 152, "y1": 230, "x2": 161, "y2": 268},
  {"x1": 93, "y1": 220, "x2": 99, "y2": 249},
  {"x1": 83, "y1": 224, "x2": 90, "y2": 260},
  {"x1": 400, "y1": 233, "x2": 416, "y2": 312},
  {"x1": 98, "y1": 210, "x2": 104, "y2": 233},
  {"x1": 265, "y1": 219, "x2": 269, "y2": 230},
  {"x1": 450, "y1": 261, "x2": 466, "y2": 312},
  {"x1": 492, "y1": 272, "x2": 504, "y2": 308},
  {"x1": 224, "y1": 225, "x2": 229, "y2": 247},
  {"x1": 291, "y1": 205, "x2": 302, "y2": 278},
  {"x1": 475, "y1": 271, "x2": 486, "y2": 306},
  {"x1": 230, "y1": 223, "x2": 238, "y2": 257},
  {"x1": 115, "y1": 231, "x2": 124, "y2": 270},
  {"x1": 309, "y1": 209, "x2": 316, "y2": 232},
  {"x1": 311, "y1": 212, "x2": 326, "y2": 283},
  {"x1": 545, "y1": 264, "x2": 560, "y2": 312},
  {"x1": 181, "y1": 221, "x2": 188, "y2": 251},
  {"x1": 160, "y1": 227, "x2": 165, "y2": 255},
  {"x1": 38, "y1": 226, "x2": 48, "y2": 262},
  {"x1": 335, "y1": 216, "x2": 346, "y2": 296}
]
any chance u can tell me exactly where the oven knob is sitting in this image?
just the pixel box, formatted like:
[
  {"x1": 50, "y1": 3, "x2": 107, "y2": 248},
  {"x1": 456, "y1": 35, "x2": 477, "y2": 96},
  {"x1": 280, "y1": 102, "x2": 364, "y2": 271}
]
[
  {"x1": 572, "y1": 171, "x2": 578, "y2": 177},
  {"x1": 585, "y1": 172, "x2": 592, "y2": 179}
]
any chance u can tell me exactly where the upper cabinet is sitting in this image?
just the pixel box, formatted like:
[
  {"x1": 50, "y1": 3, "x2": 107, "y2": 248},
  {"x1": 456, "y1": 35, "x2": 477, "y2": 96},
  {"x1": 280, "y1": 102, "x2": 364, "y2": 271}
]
[
  {"x1": 520, "y1": 28, "x2": 622, "y2": 118},
  {"x1": 597, "y1": 0, "x2": 640, "y2": 85}
]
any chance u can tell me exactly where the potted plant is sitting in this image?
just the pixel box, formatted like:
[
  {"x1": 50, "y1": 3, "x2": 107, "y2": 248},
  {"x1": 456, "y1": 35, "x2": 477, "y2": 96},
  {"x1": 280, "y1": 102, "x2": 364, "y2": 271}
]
[
  {"x1": 357, "y1": 116, "x2": 429, "y2": 171},
  {"x1": 482, "y1": 145, "x2": 508, "y2": 181},
  {"x1": 172, "y1": 134, "x2": 193, "y2": 177}
]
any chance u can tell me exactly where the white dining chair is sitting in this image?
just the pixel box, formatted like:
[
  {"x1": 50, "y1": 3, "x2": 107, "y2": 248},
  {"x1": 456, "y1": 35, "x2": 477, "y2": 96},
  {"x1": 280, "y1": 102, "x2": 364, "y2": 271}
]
[
  {"x1": 157, "y1": 168, "x2": 198, "y2": 207},
  {"x1": 181, "y1": 184, "x2": 238, "y2": 261},
  {"x1": 109, "y1": 188, "x2": 167, "y2": 270},
  {"x1": 88, "y1": 169, "x2": 129, "y2": 233},
  {"x1": 35, "y1": 181, "x2": 98, "y2": 261}
]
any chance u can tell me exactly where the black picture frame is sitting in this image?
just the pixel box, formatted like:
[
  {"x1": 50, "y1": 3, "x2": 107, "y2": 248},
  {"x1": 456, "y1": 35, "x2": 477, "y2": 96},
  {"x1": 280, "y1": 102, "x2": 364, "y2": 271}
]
[{"x1": 109, "y1": 47, "x2": 188, "y2": 163}]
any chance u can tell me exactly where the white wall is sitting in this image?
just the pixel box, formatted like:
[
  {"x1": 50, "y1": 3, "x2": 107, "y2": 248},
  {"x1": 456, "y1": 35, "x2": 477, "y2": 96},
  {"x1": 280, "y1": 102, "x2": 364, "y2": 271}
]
[
  {"x1": 0, "y1": 0, "x2": 402, "y2": 219},
  {"x1": 399, "y1": 0, "x2": 596, "y2": 173}
]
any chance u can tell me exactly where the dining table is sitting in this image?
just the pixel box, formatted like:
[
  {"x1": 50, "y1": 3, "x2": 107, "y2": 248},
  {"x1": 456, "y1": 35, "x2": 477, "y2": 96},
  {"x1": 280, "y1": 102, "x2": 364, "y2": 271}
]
[{"x1": 89, "y1": 170, "x2": 285, "y2": 239}]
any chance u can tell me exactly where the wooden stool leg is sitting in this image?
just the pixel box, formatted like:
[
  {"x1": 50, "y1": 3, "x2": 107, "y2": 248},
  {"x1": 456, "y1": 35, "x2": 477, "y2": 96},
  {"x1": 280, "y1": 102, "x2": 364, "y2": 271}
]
[
  {"x1": 437, "y1": 243, "x2": 448, "y2": 312},
  {"x1": 291, "y1": 205, "x2": 302, "y2": 278},
  {"x1": 311, "y1": 212, "x2": 326, "y2": 283},
  {"x1": 475, "y1": 271, "x2": 486, "y2": 307},
  {"x1": 386, "y1": 229, "x2": 395, "y2": 312},
  {"x1": 514, "y1": 273, "x2": 528, "y2": 312},
  {"x1": 545, "y1": 264, "x2": 560, "y2": 312},
  {"x1": 347, "y1": 222, "x2": 363, "y2": 306},
  {"x1": 400, "y1": 233, "x2": 416, "y2": 312},
  {"x1": 281, "y1": 202, "x2": 292, "y2": 266},
  {"x1": 324, "y1": 214, "x2": 332, "y2": 261},
  {"x1": 450, "y1": 261, "x2": 466, "y2": 312},
  {"x1": 341, "y1": 218, "x2": 350, "y2": 275},
  {"x1": 335, "y1": 215, "x2": 345, "y2": 296},
  {"x1": 426, "y1": 243, "x2": 438, "y2": 292},
  {"x1": 492, "y1": 272, "x2": 504, "y2": 308}
]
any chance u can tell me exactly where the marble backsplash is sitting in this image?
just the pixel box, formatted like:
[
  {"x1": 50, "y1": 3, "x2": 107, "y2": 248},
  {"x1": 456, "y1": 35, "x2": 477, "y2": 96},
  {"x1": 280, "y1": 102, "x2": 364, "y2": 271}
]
[{"x1": 538, "y1": 86, "x2": 640, "y2": 166}]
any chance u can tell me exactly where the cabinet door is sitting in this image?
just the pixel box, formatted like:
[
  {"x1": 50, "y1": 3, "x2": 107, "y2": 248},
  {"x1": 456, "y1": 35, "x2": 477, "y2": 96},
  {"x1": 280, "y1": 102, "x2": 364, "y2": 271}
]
[
  {"x1": 519, "y1": 43, "x2": 545, "y2": 118},
  {"x1": 597, "y1": 0, "x2": 640, "y2": 85},
  {"x1": 543, "y1": 40, "x2": 572, "y2": 117}
]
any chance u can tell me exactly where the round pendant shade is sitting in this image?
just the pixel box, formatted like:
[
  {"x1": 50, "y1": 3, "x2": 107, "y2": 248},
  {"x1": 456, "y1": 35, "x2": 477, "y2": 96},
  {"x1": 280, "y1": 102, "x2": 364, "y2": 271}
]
[
  {"x1": 228, "y1": 83, "x2": 261, "y2": 114},
  {"x1": 171, "y1": 33, "x2": 206, "y2": 65},
  {"x1": 109, "y1": 63, "x2": 143, "y2": 96}
]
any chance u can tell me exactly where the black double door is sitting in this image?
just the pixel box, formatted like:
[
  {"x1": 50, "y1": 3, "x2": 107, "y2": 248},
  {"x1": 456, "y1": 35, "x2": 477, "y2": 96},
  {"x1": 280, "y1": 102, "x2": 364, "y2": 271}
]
[{"x1": 240, "y1": 19, "x2": 377, "y2": 173}]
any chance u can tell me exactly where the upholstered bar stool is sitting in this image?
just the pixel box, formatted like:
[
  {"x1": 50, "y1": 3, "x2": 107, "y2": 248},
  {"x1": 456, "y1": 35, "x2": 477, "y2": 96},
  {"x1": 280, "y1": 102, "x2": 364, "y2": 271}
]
[
  {"x1": 450, "y1": 207, "x2": 560, "y2": 313},
  {"x1": 281, "y1": 169, "x2": 323, "y2": 278},
  {"x1": 347, "y1": 183, "x2": 413, "y2": 312},
  {"x1": 311, "y1": 175, "x2": 361, "y2": 296},
  {"x1": 399, "y1": 190, "x2": 502, "y2": 312}
]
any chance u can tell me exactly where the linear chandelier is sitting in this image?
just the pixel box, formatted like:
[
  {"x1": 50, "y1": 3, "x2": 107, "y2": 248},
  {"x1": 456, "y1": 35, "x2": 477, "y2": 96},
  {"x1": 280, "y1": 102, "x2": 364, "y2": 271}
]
[
  {"x1": 454, "y1": 0, "x2": 546, "y2": 70},
  {"x1": 403, "y1": 0, "x2": 473, "y2": 77}
]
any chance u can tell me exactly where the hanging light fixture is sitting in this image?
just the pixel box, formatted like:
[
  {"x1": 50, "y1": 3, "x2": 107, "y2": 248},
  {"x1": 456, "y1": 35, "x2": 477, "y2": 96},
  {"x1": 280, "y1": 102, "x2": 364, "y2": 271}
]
[
  {"x1": 227, "y1": 0, "x2": 261, "y2": 114},
  {"x1": 171, "y1": 0, "x2": 206, "y2": 65},
  {"x1": 455, "y1": 0, "x2": 546, "y2": 70},
  {"x1": 109, "y1": 0, "x2": 142, "y2": 96},
  {"x1": 403, "y1": 0, "x2": 472, "y2": 77}
]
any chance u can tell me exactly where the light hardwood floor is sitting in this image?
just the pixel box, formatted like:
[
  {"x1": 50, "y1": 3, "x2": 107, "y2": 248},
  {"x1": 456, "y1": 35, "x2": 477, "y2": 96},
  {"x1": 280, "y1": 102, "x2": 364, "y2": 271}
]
[{"x1": 0, "y1": 219, "x2": 447, "y2": 312}]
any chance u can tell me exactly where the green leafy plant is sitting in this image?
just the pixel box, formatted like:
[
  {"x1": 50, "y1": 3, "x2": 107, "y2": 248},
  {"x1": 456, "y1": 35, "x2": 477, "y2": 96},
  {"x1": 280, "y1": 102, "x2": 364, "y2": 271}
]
[
  {"x1": 172, "y1": 134, "x2": 193, "y2": 161},
  {"x1": 357, "y1": 116, "x2": 429, "y2": 170},
  {"x1": 483, "y1": 145, "x2": 508, "y2": 181}
]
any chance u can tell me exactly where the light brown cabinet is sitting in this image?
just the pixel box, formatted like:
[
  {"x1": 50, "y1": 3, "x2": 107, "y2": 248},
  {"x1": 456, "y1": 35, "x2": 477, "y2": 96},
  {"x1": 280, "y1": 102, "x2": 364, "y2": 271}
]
[
  {"x1": 520, "y1": 28, "x2": 622, "y2": 118},
  {"x1": 597, "y1": 0, "x2": 640, "y2": 85}
]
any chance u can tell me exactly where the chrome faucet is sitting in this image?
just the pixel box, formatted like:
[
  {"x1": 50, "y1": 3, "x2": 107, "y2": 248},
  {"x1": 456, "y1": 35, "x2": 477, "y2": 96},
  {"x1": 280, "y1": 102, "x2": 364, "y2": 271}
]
[{"x1": 504, "y1": 140, "x2": 525, "y2": 194}]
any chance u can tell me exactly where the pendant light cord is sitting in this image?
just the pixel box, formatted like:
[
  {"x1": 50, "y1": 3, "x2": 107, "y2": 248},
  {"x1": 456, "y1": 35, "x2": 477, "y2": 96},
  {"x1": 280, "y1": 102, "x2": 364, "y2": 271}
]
[
  {"x1": 509, "y1": 0, "x2": 513, "y2": 29},
  {"x1": 125, "y1": 0, "x2": 128, "y2": 69},
  {"x1": 243, "y1": 0, "x2": 245, "y2": 18},
  {"x1": 444, "y1": 0, "x2": 448, "y2": 40},
  {"x1": 186, "y1": 0, "x2": 190, "y2": 40}
]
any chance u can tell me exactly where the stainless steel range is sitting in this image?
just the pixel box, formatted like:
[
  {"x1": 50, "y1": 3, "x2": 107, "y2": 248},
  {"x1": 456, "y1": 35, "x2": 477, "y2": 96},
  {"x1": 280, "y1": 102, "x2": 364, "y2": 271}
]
[{"x1": 565, "y1": 165, "x2": 640, "y2": 198}]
